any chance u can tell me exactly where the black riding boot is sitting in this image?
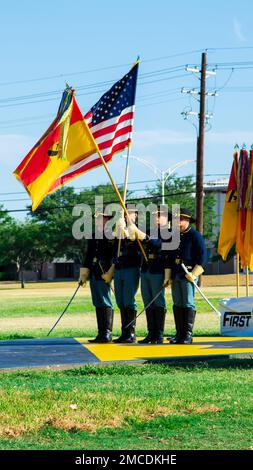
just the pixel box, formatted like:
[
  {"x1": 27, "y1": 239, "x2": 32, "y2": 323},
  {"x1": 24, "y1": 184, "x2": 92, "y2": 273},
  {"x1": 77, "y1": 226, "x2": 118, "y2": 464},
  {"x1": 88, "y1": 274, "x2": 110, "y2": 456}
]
[
  {"x1": 102, "y1": 306, "x2": 114, "y2": 342},
  {"x1": 169, "y1": 306, "x2": 184, "y2": 344},
  {"x1": 122, "y1": 307, "x2": 137, "y2": 343},
  {"x1": 153, "y1": 307, "x2": 166, "y2": 344},
  {"x1": 88, "y1": 307, "x2": 104, "y2": 343},
  {"x1": 114, "y1": 307, "x2": 128, "y2": 343},
  {"x1": 138, "y1": 307, "x2": 155, "y2": 344},
  {"x1": 181, "y1": 308, "x2": 196, "y2": 344},
  {"x1": 88, "y1": 307, "x2": 113, "y2": 343}
]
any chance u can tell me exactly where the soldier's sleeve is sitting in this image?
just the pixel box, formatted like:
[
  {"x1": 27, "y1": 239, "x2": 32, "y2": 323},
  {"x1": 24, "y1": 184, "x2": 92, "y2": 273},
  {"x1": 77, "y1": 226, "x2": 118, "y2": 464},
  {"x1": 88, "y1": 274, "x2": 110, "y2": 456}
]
[
  {"x1": 83, "y1": 238, "x2": 93, "y2": 269},
  {"x1": 193, "y1": 231, "x2": 207, "y2": 266},
  {"x1": 163, "y1": 244, "x2": 176, "y2": 268},
  {"x1": 109, "y1": 239, "x2": 117, "y2": 264},
  {"x1": 148, "y1": 238, "x2": 162, "y2": 251},
  {"x1": 111, "y1": 238, "x2": 120, "y2": 264}
]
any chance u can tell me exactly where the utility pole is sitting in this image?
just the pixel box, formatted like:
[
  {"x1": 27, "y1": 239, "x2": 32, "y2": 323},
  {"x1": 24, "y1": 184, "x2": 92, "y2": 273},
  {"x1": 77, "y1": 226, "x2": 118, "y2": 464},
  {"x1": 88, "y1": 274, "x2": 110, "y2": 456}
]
[
  {"x1": 181, "y1": 52, "x2": 217, "y2": 234},
  {"x1": 196, "y1": 52, "x2": 206, "y2": 234}
]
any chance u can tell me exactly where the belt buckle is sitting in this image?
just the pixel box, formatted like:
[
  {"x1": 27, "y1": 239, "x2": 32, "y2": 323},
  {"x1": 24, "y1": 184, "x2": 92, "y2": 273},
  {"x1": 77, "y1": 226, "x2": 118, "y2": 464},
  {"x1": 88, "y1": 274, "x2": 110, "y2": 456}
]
[
  {"x1": 93, "y1": 257, "x2": 97, "y2": 263},
  {"x1": 175, "y1": 258, "x2": 181, "y2": 265},
  {"x1": 148, "y1": 254, "x2": 155, "y2": 259}
]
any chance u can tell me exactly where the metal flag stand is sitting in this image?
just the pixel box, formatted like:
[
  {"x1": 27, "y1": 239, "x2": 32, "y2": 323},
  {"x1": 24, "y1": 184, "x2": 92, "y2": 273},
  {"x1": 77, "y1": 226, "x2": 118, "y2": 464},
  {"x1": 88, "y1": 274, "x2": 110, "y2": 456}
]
[
  {"x1": 246, "y1": 266, "x2": 250, "y2": 297},
  {"x1": 236, "y1": 253, "x2": 240, "y2": 298}
]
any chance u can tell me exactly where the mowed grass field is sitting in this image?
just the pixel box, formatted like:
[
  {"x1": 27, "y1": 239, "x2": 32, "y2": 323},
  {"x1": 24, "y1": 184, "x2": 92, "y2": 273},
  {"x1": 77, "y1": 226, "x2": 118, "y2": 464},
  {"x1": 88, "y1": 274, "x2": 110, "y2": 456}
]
[
  {"x1": 0, "y1": 276, "x2": 242, "y2": 339},
  {"x1": 0, "y1": 277, "x2": 252, "y2": 450}
]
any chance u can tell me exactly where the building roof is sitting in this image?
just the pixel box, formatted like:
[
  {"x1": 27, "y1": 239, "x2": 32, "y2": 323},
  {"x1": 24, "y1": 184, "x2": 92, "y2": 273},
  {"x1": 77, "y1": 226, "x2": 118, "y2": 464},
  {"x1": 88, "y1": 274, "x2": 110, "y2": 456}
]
[{"x1": 204, "y1": 178, "x2": 229, "y2": 192}]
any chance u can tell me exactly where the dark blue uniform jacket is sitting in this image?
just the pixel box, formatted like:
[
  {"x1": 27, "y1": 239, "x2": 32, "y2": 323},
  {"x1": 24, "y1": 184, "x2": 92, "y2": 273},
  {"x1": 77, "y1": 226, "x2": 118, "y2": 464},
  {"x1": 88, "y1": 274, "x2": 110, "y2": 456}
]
[
  {"x1": 141, "y1": 225, "x2": 171, "y2": 274},
  {"x1": 167, "y1": 226, "x2": 206, "y2": 279},
  {"x1": 113, "y1": 238, "x2": 142, "y2": 270},
  {"x1": 83, "y1": 233, "x2": 115, "y2": 280}
]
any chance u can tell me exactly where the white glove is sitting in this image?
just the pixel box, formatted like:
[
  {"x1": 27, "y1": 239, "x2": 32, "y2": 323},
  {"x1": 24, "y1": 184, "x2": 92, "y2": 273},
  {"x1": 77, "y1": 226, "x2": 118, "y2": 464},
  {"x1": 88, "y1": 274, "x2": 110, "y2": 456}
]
[
  {"x1": 127, "y1": 222, "x2": 146, "y2": 241},
  {"x1": 185, "y1": 264, "x2": 204, "y2": 283},
  {"x1": 114, "y1": 216, "x2": 128, "y2": 239},
  {"x1": 101, "y1": 264, "x2": 115, "y2": 283},
  {"x1": 163, "y1": 268, "x2": 172, "y2": 287},
  {"x1": 79, "y1": 267, "x2": 90, "y2": 287}
]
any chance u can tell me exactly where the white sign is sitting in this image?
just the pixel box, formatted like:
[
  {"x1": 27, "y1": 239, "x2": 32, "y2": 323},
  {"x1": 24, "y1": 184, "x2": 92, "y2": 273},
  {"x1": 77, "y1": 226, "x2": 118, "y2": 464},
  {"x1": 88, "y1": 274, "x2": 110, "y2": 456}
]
[{"x1": 220, "y1": 297, "x2": 253, "y2": 336}]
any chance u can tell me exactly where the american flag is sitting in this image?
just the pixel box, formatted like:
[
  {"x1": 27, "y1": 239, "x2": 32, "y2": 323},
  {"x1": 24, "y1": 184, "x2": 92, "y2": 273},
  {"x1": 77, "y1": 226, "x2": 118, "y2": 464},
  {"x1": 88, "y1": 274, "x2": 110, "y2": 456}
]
[{"x1": 49, "y1": 61, "x2": 139, "y2": 192}]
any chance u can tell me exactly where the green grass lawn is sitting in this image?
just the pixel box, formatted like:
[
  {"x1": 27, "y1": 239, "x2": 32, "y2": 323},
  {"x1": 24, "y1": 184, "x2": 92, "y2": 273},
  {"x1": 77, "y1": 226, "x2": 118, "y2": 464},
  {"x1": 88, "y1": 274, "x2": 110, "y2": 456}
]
[
  {"x1": 0, "y1": 361, "x2": 252, "y2": 450},
  {"x1": 0, "y1": 283, "x2": 223, "y2": 339},
  {"x1": 0, "y1": 295, "x2": 225, "y2": 317},
  {"x1": 0, "y1": 282, "x2": 252, "y2": 450}
]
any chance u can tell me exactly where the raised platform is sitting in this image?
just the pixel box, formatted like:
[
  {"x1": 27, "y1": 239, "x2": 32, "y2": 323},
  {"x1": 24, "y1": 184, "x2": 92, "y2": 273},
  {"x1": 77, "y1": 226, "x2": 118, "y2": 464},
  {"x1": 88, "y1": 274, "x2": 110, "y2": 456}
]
[{"x1": 0, "y1": 336, "x2": 253, "y2": 370}]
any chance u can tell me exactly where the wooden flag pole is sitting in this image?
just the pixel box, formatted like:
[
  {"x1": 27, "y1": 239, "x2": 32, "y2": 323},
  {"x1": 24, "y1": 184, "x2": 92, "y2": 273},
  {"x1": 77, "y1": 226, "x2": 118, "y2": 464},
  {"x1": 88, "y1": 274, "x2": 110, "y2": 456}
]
[
  {"x1": 236, "y1": 253, "x2": 240, "y2": 298},
  {"x1": 246, "y1": 266, "x2": 249, "y2": 297},
  {"x1": 94, "y1": 143, "x2": 148, "y2": 262}
]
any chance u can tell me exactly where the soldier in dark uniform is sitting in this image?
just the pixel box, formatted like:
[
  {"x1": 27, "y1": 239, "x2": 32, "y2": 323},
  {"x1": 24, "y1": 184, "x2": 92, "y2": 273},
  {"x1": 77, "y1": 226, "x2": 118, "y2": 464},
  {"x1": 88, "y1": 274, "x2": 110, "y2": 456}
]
[
  {"x1": 79, "y1": 212, "x2": 115, "y2": 343},
  {"x1": 129, "y1": 209, "x2": 170, "y2": 344},
  {"x1": 102, "y1": 209, "x2": 142, "y2": 343},
  {"x1": 166, "y1": 208, "x2": 206, "y2": 344}
]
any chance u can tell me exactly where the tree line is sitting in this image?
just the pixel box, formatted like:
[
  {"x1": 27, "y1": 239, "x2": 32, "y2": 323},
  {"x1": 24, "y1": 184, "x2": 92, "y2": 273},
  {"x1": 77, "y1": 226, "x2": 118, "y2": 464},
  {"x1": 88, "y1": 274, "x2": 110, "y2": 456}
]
[{"x1": 0, "y1": 176, "x2": 217, "y2": 287}]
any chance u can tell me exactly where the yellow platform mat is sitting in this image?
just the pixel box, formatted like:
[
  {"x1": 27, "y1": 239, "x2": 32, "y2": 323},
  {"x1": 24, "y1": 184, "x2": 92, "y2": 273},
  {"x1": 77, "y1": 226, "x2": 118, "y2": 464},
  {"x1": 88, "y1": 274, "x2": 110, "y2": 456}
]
[{"x1": 76, "y1": 337, "x2": 253, "y2": 362}]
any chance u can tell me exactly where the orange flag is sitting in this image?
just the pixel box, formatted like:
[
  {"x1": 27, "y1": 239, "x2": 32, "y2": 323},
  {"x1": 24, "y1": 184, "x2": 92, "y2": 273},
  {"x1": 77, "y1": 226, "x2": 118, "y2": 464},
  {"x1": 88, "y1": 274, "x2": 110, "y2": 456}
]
[
  {"x1": 13, "y1": 87, "x2": 97, "y2": 211},
  {"x1": 244, "y1": 149, "x2": 253, "y2": 270},
  {"x1": 235, "y1": 148, "x2": 249, "y2": 266},
  {"x1": 218, "y1": 149, "x2": 239, "y2": 261}
]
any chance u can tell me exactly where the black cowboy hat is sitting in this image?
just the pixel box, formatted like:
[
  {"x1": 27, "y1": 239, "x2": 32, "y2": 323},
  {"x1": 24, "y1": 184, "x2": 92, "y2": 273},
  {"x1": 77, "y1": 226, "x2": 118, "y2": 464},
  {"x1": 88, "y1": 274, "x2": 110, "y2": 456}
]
[{"x1": 179, "y1": 207, "x2": 196, "y2": 223}]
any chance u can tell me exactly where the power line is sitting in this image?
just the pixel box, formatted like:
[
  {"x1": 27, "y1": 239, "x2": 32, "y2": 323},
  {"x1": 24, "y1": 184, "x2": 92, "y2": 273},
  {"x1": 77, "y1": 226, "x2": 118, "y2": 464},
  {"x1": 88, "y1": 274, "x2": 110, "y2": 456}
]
[
  {"x1": 0, "y1": 88, "x2": 182, "y2": 128},
  {"x1": 0, "y1": 73, "x2": 187, "y2": 110},
  {"x1": 138, "y1": 96, "x2": 185, "y2": 108},
  {"x1": 0, "y1": 175, "x2": 229, "y2": 208},
  {"x1": 0, "y1": 190, "x2": 197, "y2": 213},
  {"x1": 0, "y1": 49, "x2": 204, "y2": 88},
  {"x1": 0, "y1": 173, "x2": 229, "y2": 198},
  {"x1": 206, "y1": 46, "x2": 253, "y2": 51},
  {"x1": 0, "y1": 66, "x2": 185, "y2": 104}
]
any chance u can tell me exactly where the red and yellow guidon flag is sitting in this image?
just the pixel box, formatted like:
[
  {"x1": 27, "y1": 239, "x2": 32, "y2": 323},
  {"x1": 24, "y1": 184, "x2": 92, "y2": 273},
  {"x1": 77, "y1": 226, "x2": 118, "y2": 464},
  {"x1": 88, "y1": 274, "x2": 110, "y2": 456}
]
[
  {"x1": 13, "y1": 87, "x2": 98, "y2": 211},
  {"x1": 218, "y1": 149, "x2": 239, "y2": 261},
  {"x1": 244, "y1": 148, "x2": 253, "y2": 270}
]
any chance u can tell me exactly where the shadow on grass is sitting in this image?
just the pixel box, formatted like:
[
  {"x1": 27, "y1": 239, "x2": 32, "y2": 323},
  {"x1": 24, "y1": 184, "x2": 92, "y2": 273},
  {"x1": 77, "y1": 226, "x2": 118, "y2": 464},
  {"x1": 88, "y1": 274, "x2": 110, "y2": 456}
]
[
  {"x1": 146, "y1": 356, "x2": 253, "y2": 369},
  {"x1": 64, "y1": 356, "x2": 253, "y2": 376},
  {"x1": 0, "y1": 334, "x2": 35, "y2": 341}
]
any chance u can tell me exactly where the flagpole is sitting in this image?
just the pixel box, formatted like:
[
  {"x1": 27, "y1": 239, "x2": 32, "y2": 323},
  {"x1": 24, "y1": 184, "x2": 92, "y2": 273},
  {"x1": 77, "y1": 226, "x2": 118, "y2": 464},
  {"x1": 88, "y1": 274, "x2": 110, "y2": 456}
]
[
  {"x1": 117, "y1": 145, "x2": 131, "y2": 258},
  {"x1": 94, "y1": 142, "x2": 148, "y2": 262},
  {"x1": 236, "y1": 253, "x2": 240, "y2": 298},
  {"x1": 246, "y1": 265, "x2": 249, "y2": 297},
  {"x1": 117, "y1": 56, "x2": 140, "y2": 258}
]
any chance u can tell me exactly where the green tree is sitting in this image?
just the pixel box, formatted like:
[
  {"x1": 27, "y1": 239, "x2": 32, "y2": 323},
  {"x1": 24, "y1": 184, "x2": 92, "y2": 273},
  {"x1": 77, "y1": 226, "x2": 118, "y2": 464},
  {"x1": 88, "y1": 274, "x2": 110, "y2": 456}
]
[
  {"x1": 0, "y1": 220, "x2": 54, "y2": 288},
  {"x1": 0, "y1": 204, "x2": 12, "y2": 224},
  {"x1": 146, "y1": 174, "x2": 217, "y2": 240},
  {"x1": 28, "y1": 184, "x2": 128, "y2": 264}
]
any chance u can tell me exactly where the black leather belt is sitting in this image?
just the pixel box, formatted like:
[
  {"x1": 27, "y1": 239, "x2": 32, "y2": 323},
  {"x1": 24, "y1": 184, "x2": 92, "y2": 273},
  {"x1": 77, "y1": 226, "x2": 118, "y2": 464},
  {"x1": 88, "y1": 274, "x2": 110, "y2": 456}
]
[{"x1": 175, "y1": 258, "x2": 192, "y2": 269}]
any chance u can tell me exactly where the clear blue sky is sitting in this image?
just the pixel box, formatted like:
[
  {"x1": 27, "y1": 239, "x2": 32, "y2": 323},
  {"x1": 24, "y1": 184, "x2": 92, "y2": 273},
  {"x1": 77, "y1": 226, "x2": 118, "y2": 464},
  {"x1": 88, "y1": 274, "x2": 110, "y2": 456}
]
[{"x1": 1, "y1": 0, "x2": 253, "y2": 215}]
